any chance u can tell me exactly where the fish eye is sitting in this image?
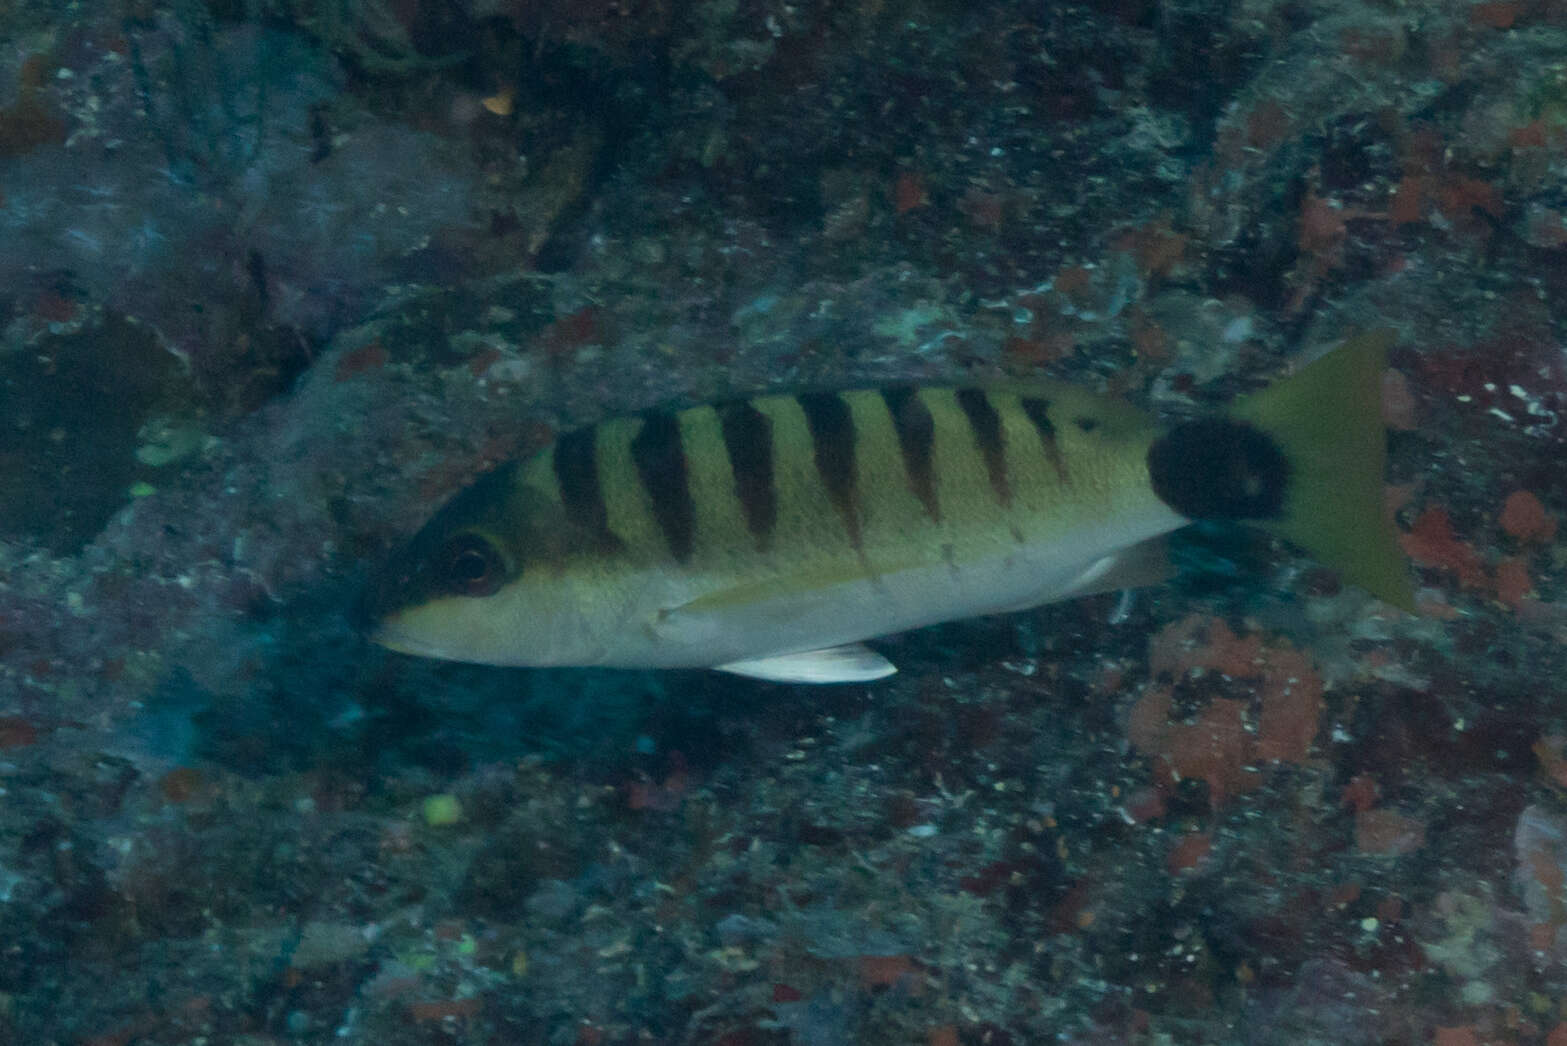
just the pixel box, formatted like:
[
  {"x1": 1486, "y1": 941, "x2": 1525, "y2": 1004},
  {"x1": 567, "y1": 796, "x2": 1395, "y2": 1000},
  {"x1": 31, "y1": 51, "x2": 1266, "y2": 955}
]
[{"x1": 439, "y1": 534, "x2": 505, "y2": 597}]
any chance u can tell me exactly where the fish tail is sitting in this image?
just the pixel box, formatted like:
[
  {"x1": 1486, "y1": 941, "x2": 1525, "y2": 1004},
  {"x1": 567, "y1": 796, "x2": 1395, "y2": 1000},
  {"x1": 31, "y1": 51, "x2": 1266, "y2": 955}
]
[
  {"x1": 1228, "y1": 329, "x2": 1414, "y2": 610},
  {"x1": 1147, "y1": 330, "x2": 1413, "y2": 609}
]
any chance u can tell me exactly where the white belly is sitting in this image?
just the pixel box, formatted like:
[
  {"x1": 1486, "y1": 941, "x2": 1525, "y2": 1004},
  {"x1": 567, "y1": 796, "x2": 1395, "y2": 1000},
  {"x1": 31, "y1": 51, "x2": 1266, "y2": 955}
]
[{"x1": 598, "y1": 505, "x2": 1186, "y2": 669}]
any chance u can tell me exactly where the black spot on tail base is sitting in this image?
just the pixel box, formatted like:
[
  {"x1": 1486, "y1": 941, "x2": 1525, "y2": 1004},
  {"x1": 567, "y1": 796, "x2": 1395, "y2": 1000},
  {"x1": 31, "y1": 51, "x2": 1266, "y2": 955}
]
[
  {"x1": 1148, "y1": 419, "x2": 1289, "y2": 521},
  {"x1": 631, "y1": 411, "x2": 696, "y2": 562}
]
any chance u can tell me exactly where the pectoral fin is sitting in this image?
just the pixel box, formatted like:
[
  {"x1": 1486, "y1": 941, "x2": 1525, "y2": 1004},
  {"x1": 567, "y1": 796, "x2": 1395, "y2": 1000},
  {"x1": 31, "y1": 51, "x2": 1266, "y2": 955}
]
[{"x1": 715, "y1": 644, "x2": 897, "y2": 684}]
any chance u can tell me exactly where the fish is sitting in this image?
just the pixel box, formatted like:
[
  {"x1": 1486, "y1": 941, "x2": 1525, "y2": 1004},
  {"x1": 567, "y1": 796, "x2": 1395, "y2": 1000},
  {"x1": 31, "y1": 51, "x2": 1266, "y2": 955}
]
[{"x1": 361, "y1": 330, "x2": 1413, "y2": 684}]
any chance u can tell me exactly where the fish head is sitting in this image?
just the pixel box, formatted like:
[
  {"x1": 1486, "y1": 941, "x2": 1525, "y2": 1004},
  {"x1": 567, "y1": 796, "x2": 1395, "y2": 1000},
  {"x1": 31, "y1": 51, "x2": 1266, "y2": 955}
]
[{"x1": 360, "y1": 464, "x2": 598, "y2": 666}]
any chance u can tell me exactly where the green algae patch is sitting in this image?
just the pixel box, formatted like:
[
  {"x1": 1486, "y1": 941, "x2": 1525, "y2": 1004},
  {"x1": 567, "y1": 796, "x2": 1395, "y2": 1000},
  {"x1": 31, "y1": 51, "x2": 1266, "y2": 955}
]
[{"x1": 421, "y1": 794, "x2": 464, "y2": 826}]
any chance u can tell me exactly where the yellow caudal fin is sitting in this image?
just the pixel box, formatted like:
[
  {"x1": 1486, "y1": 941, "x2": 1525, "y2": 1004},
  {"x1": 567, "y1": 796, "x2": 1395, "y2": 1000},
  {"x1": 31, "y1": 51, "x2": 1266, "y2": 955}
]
[{"x1": 1228, "y1": 329, "x2": 1415, "y2": 611}]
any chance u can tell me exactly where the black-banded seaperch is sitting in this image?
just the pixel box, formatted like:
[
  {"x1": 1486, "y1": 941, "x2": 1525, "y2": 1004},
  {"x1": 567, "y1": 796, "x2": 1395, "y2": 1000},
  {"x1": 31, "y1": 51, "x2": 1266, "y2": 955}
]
[{"x1": 362, "y1": 331, "x2": 1412, "y2": 683}]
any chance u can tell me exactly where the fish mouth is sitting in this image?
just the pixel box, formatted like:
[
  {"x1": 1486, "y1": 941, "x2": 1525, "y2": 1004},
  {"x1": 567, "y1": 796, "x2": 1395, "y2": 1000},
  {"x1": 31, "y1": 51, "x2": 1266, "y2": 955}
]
[{"x1": 367, "y1": 620, "x2": 452, "y2": 661}]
